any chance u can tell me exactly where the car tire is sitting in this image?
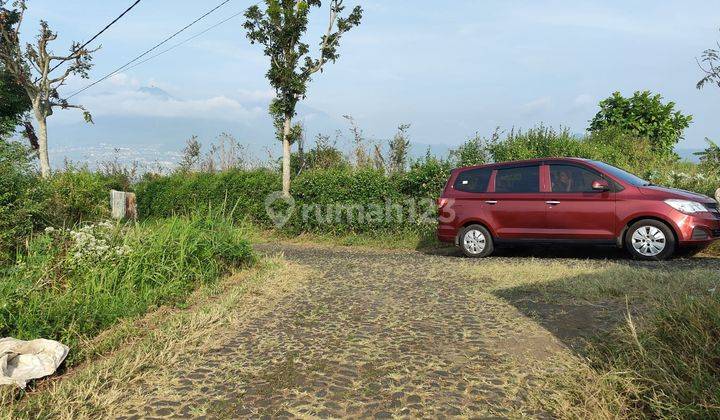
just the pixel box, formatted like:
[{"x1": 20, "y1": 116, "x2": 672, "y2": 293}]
[
  {"x1": 459, "y1": 224, "x2": 494, "y2": 258},
  {"x1": 624, "y1": 219, "x2": 676, "y2": 261}
]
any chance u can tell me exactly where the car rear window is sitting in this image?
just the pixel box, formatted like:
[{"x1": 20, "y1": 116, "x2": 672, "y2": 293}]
[
  {"x1": 453, "y1": 168, "x2": 492, "y2": 193},
  {"x1": 495, "y1": 165, "x2": 540, "y2": 193}
]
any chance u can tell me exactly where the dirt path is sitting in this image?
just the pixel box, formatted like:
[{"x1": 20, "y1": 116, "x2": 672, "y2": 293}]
[{"x1": 115, "y1": 243, "x2": 579, "y2": 419}]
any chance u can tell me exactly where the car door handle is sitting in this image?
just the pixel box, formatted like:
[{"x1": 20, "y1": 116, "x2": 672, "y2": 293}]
[
  {"x1": 546, "y1": 201, "x2": 561, "y2": 205},
  {"x1": 485, "y1": 200, "x2": 498, "y2": 205}
]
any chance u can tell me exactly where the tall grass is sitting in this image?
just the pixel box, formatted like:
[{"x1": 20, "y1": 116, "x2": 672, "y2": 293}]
[
  {"x1": 590, "y1": 294, "x2": 720, "y2": 418},
  {"x1": 0, "y1": 212, "x2": 254, "y2": 366}
]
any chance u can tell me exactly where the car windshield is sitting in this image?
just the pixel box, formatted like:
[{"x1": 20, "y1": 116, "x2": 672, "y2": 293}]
[{"x1": 590, "y1": 161, "x2": 650, "y2": 186}]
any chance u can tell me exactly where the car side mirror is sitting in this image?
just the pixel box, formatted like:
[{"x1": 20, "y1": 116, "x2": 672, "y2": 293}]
[{"x1": 592, "y1": 179, "x2": 610, "y2": 192}]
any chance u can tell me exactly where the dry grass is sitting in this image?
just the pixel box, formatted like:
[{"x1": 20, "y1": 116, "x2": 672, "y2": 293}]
[{"x1": 1, "y1": 257, "x2": 313, "y2": 419}]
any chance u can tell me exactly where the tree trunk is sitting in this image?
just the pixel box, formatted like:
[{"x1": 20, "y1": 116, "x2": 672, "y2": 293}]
[
  {"x1": 282, "y1": 116, "x2": 292, "y2": 197},
  {"x1": 35, "y1": 112, "x2": 51, "y2": 178}
]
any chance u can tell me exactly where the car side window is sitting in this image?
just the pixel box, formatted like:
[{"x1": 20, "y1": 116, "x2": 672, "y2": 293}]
[
  {"x1": 495, "y1": 165, "x2": 540, "y2": 193},
  {"x1": 454, "y1": 168, "x2": 492, "y2": 193},
  {"x1": 549, "y1": 164, "x2": 605, "y2": 193}
]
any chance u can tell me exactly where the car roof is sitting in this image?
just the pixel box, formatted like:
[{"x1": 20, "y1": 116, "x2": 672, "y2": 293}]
[{"x1": 454, "y1": 157, "x2": 592, "y2": 172}]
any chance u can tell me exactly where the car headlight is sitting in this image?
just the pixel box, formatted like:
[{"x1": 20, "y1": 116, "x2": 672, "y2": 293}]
[{"x1": 664, "y1": 199, "x2": 708, "y2": 214}]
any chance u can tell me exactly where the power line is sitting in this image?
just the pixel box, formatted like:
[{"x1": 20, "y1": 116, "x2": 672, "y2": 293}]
[
  {"x1": 48, "y1": 0, "x2": 143, "y2": 74},
  {"x1": 124, "y1": 10, "x2": 244, "y2": 73},
  {"x1": 65, "y1": 0, "x2": 233, "y2": 100}
]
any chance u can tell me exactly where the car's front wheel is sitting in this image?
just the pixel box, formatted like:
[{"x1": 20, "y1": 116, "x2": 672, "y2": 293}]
[
  {"x1": 625, "y1": 219, "x2": 676, "y2": 261},
  {"x1": 460, "y1": 224, "x2": 494, "y2": 258}
]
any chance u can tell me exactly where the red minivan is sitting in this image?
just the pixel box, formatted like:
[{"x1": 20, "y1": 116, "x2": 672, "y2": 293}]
[{"x1": 437, "y1": 158, "x2": 720, "y2": 260}]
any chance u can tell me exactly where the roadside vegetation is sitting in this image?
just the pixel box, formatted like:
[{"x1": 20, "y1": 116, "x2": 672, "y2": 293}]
[
  {"x1": 0, "y1": 212, "x2": 254, "y2": 367},
  {"x1": 479, "y1": 257, "x2": 720, "y2": 419}
]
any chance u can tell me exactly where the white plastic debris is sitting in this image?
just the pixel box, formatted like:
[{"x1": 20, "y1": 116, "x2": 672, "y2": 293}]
[{"x1": 0, "y1": 338, "x2": 69, "y2": 388}]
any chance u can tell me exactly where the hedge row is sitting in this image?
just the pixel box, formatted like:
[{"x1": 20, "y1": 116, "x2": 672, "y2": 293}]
[{"x1": 136, "y1": 161, "x2": 452, "y2": 234}]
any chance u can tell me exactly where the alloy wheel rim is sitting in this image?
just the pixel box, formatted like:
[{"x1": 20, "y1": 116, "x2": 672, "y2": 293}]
[
  {"x1": 463, "y1": 229, "x2": 486, "y2": 255},
  {"x1": 631, "y1": 226, "x2": 666, "y2": 257}
]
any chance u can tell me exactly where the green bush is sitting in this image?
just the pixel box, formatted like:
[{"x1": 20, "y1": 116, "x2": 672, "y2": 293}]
[
  {"x1": 0, "y1": 140, "x2": 45, "y2": 264},
  {"x1": 291, "y1": 167, "x2": 407, "y2": 233},
  {"x1": 0, "y1": 213, "x2": 254, "y2": 366},
  {"x1": 44, "y1": 166, "x2": 128, "y2": 226},
  {"x1": 486, "y1": 125, "x2": 585, "y2": 162},
  {"x1": 396, "y1": 154, "x2": 453, "y2": 200},
  {"x1": 135, "y1": 168, "x2": 281, "y2": 226}
]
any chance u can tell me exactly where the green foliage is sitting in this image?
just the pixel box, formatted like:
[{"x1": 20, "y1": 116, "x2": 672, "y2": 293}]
[
  {"x1": 243, "y1": 0, "x2": 363, "y2": 119},
  {"x1": 589, "y1": 91, "x2": 693, "y2": 158},
  {"x1": 270, "y1": 98, "x2": 303, "y2": 144},
  {"x1": 0, "y1": 139, "x2": 44, "y2": 263},
  {"x1": 695, "y1": 138, "x2": 720, "y2": 174},
  {"x1": 0, "y1": 214, "x2": 255, "y2": 366},
  {"x1": 135, "y1": 168, "x2": 282, "y2": 227},
  {"x1": 0, "y1": 65, "x2": 30, "y2": 137},
  {"x1": 44, "y1": 166, "x2": 128, "y2": 226},
  {"x1": 290, "y1": 135, "x2": 348, "y2": 174},
  {"x1": 397, "y1": 153, "x2": 454, "y2": 200},
  {"x1": 290, "y1": 167, "x2": 405, "y2": 233},
  {"x1": 486, "y1": 125, "x2": 582, "y2": 162},
  {"x1": 450, "y1": 132, "x2": 489, "y2": 168}
]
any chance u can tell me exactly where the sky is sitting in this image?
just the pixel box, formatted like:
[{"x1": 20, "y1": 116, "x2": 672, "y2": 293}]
[{"x1": 16, "y1": 0, "x2": 720, "y2": 165}]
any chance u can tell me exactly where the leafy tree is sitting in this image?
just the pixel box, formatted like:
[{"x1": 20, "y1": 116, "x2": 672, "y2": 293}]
[
  {"x1": 697, "y1": 29, "x2": 720, "y2": 89},
  {"x1": 588, "y1": 91, "x2": 692, "y2": 158},
  {"x1": 0, "y1": 0, "x2": 97, "y2": 178},
  {"x1": 0, "y1": 64, "x2": 30, "y2": 137},
  {"x1": 244, "y1": 0, "x2": 363, "y2": 196}
]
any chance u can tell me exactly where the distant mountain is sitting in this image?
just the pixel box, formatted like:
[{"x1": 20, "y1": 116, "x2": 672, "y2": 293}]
[{"x1": 137, "y1": 86, "x2": 175, "y2": 101}]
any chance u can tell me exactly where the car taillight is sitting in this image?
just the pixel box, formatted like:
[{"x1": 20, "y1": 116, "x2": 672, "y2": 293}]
[{"x1": 437, "y1": 198, "x2": 449, "y2": 208}]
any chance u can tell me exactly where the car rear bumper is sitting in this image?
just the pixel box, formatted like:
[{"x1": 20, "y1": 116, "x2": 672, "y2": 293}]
[{"x1": 437, "y1": 224, "x2": 458, "y2": 244}]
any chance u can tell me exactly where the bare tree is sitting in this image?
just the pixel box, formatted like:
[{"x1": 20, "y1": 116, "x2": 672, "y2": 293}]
[
  {"x1": 0, "y1": 0, "x2": 96, "y2": 177},
  {"x1": 388, "y1": 123, "x2": 411, "y2": 173},
  {"x1": 697, "y1": 32, "x2": 720, "y2": 90},
  {"x1": 201, "y1": 132, "x2": 249, "y2": 172},
  {"x1": 343, "y1": 114, "x2": 370, "y2": 168}
]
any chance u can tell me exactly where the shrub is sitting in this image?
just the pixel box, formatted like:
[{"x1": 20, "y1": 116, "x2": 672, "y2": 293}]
[
  {"x1": 396, "y1": 153, "x2": 453, "y2": 200},
  {"x1": 0, "y1": 213, "x2": 254, "y2": 366},
  {"x1": 0, "y1": 140, "x2": 45, "y2": 264},
  {"x1": 291, "y1": 167, "x2": 406, "y2": 233},
  {"x1": 450, "y1": 133, "x2": 488, "y2": 168},
  {"x1": 486, "y1": 125, "x2": 584, "y2": 162},
  {"x1": 135, "y1": 168, "x2": 282, "y2": 226},
  {"x1": 44, "y1": 166, "x2": 128, "y2": 226}
]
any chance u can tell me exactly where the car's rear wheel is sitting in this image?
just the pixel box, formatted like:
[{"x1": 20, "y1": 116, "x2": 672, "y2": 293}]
[
  {"x1": 625, "y1": 219, "x2": 675, "y2": 261},
  {"x1": 460, "y1": 224, "x2": 494, "y2": 258}
]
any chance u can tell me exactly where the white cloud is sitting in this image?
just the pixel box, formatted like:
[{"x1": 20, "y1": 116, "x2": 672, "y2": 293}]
[{"x1": 79, "y1": 89, "x2": 266, "y2": 121}]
